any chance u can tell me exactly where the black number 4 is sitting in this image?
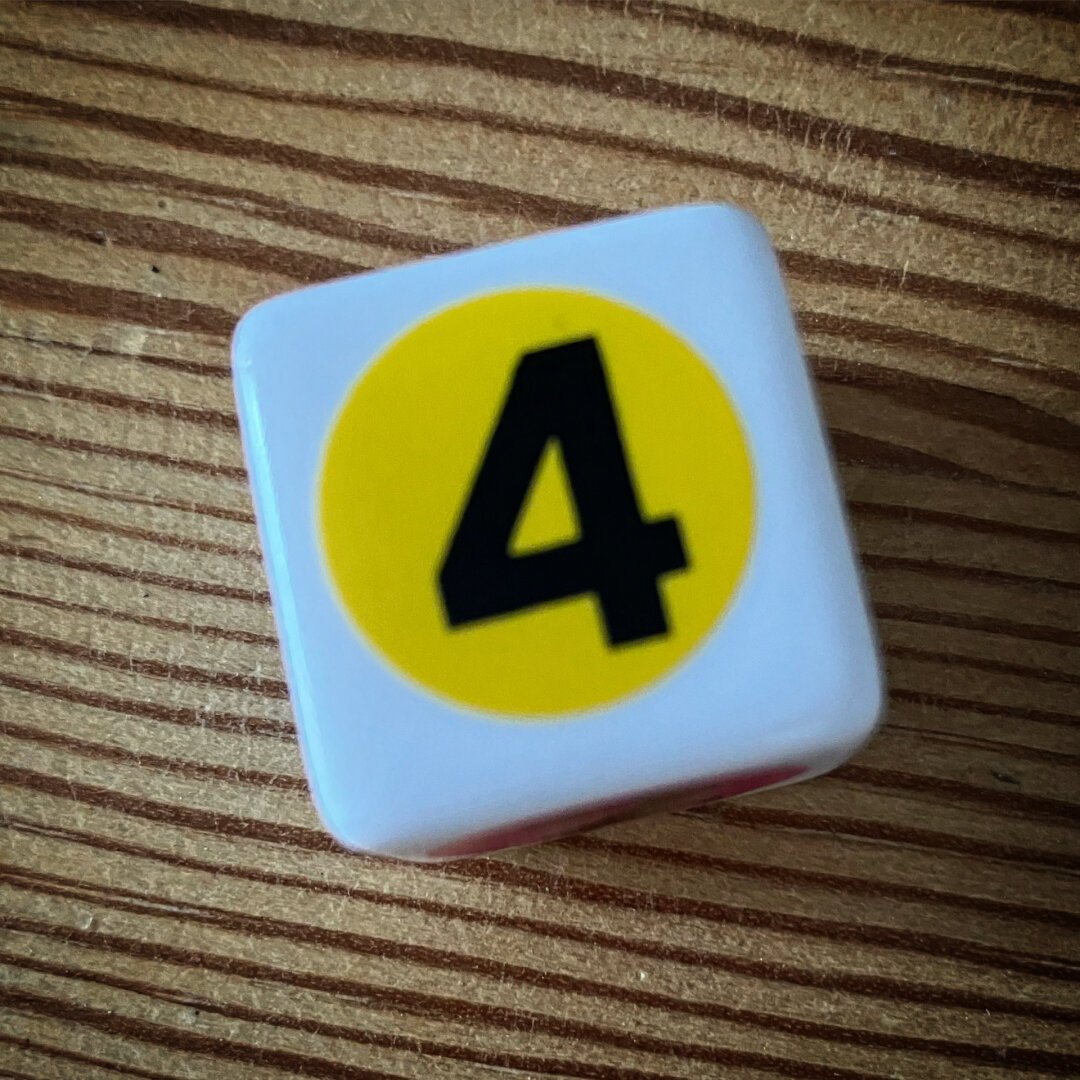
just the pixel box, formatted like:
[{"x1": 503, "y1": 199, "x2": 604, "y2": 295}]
[{"x1": 438, "y1": 337, "x2": 689, "y2": 647}]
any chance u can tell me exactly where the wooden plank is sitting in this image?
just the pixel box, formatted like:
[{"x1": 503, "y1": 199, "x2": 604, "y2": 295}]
[{"x1": 1, "y1": 2, "x2": 1077, "y2": 1077}]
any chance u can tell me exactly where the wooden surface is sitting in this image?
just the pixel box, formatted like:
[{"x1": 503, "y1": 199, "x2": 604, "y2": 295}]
[{"x1": 1, "y1": 1, "x2": 1078, "y2": 1077}]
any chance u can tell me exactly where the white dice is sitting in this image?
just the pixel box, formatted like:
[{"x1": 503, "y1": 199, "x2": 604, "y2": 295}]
[{"x1": 232, "y1": 204, "x2": 884, "y2": 860}]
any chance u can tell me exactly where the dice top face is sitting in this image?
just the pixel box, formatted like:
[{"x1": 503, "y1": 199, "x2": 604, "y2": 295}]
[
  {"x1": 318, "y1": 287, "x2": 755, "y2": 717},
  {"x1": 234, "y1": 204, "x2": 884, "y2": 859}
]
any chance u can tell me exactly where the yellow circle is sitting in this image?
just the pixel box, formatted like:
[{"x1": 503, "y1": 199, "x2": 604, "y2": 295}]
[{"x1": 319, "y1": 289, "x2": 754, "y2": 718}]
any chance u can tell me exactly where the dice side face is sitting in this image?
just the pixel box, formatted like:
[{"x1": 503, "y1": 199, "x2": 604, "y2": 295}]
[{"x1": 233, "y1": 204, "x2": 885, "y2": 861}]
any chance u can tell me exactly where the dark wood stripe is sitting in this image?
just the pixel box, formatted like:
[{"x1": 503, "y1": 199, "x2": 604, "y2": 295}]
[
  {"x1": 0, "y1": 562, "x2": 1055, "y2": 701},
  {"x1": 0, "y1": 764, "x2": 332, "y2": 849},
  {"x1": 954, "y1": 1, "x2": 1080, "y2": 21},
  {"x1": 6, "y1": 703, "x2": 1074, "y2": 924},
  {"x1": 4, "y1": 34, "x2": 1078, "y2": 263},
  {"x1": 0, "y1": 952, "x2": 895, "y2": 1080},
  {"x1": 0, "y1": 956, "x2": 682, "y2": 1080},
  {"x1": 832, "y1": 430, "x2": 1077, "y2": 500},
  {"x1": 0, "y1": 541, "x2": 269, "y2": 603},
  {"x1": 5, "y1": 82, "x2": 1077, "y2": 348},
  {"x1": 3, "y1": 5, "x2": 1073, "y2": 1072},
  {"x1": 0, "y1": 86, "x2": 596, "y2": 225},
  {"x1": 0, "y1": 268, "x2": 232, "y2": 336},
  {"x1": 834, "y1": 764, "x2": 1079, "y2": 826},
  {"x1": 4, "y1": 501, "x2": 1077, "y2": 685},
  {"x1": 467, "y1": 855, "x2": 1080, "y2": 977},
  {"x1": 0, "y1": 719, "x2": 299, "y2": 792},
  {"x1": 0, "y1": 985, "x2": 406, "y2": 1080},
  {"x1": 0, "y1": 422, "x2": 247, "y2": 481},
  {"x1": 6, "y1": 296, "x2": 1071, "y2": 507},
  {"x1": 7, "y1": 624, "x2": 1072, "y2": 843},
  {"x1": 0, "y1": 327, "x2": 229, "y2": 379},
  {"x1": 6, "y1": 135, "x2": 1077, "y2": 333},
  {"x1": 851, "y1": 501, "x2": 1080, "y2": 549},
  {"x1": 884, "y1": 642, "x2": 1080, "y2": 688},
  {"x1": 13, "y1": 441, "x2": 1080, "y2": 626},
  {"x1": 4, "y1": 91, "x2": 1077, "y2": 403},
  {"x1": 10, "y1": 449, "x2": 1080, "y2": 648},
  {"x1": 0, "y1": 191, "x2": 364, "y2": 283},
  {"x1": 0, "y1": 1066, "x2": 36, "y2": 1080},
  {"x1": 882, "y1": 723, "x2": 1080, "y2": 769},
  {"x1": 707, "y1": 800, "x2": 1080, "y2": 874},
  {"x1": 811, "y1": 354, "x2": 1080, "y2": 455},
  {"x1": 0, "y1": 1033, "x2": 185, "y2": 1080},
  {"x1": 9, "y1": 815, "x2": 1074, "y2": 1024},
  {"x1": 865, "y1": 550, "x2": 1080, "y2": 594},
  {"x1": 876, "y1": 601, "x2": 1080, "y2": 649},
  {"x1": 0, "y1": 495, "x2": 255, "y2": 560},
  {"x1": 15, "y1": 577, "x2": 1079, "y2": 788},
  {"x1": 805, "y1": 315, "x2": 1080, "y2": 393},
  {"x1": 7, "y1": 897, "x2": 1079, "y2": 1077},
  {"x1": 0, "y1": 465, "x2": 254, "y2": 525},
  {"x1": 566, "y1": 830, "x2": 1080, "y2": 930},
  {"x1": 0, "y1": 625, "x2": 286, "y2": 698},
  {"x1": 0, "y1": 671, "x2": 289, "y2": 739},
  {"x1": 6, "y1": 556, "x2": 1077, "y2": 783},
  {"x1": 0, "y1": 144, "x2": 456, "y2": 258},
  {"x1": 592, "y1": 0, "x2": 1080, "y2": 105},
  {"x1": 78, "y1": 0, "x2": 1080, "y2": 201},
  {"x1": 7, "y1": 266, "x2": 1077, "y2": 484},
  {"x1": 891, "y1": 687, "x2": 1080, "y2": 729},
  {"x1": 3, "y1": 762, "x2": 1076, "y2": 978},
  {"x1": 8, "y1": 578, "x2": 1077, "y2": 736},
  {"x1": 787, "y1": 250, "x2": 1078, "y2": 329},
  {"x1": 6, "y1": 579, "x2": 1074, "y2": 708},
  {"x1": 15, "y1": 865, "x2": 1080, "y2": 1066},
  {"x1": 0, "y1": 370, "x2": 236, "y2": 429},
  {"x1": 0, "y1": 586, "x2": 275, "y2": 647}
]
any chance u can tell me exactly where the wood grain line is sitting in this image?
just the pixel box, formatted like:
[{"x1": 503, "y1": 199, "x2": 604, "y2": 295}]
[
  {"x1": 0, "y1": 1033, "x2": 187, "y2": 1080},
  {"x1": 3, "y1": 75, "x2": 1076, "y2": 261},
  {"x1": 5, "y1": 901, "x2": 1078, "y2": 1076},
  {"x1": 0, "y1": 329, "x2": 230, "y2": 380},
  {"x1": 0, "y1": 370, "x2": 236, "y2": 429},
  {"x1": 883, "y1": 643, "x2": 1080, "y2": 688},
  {"x1": 0, "y1": 542, "x2": 269, "y2": 603},
  {"x1": 0, "y1": 720, "x2": 297, "y2": 790},
  {"x1": 708, "y1": 801, "x2": 1080, "y2": 875},
  {"x1": 0, "y1": 624, "x2": 284, "y2": 696},
  {"x1": 953, "y1": 1, "x2": 1080, "y2": 23},
  {"x1": 0, "y1": 423, "x2": 247, "y2": 481},
  {"x1": 4, "y1": 764, "x2": 1078, "y2": 978},
  {"x1": 0, "y1": 466, "x2": 252, "y2": 525},
  {"x1": 6, "y1": 816, "x2": 1076, "y2": 1025},
  {"x1": 0, "y1": 192, "x2": 366, "y2": 284},
  {"x1": 0, "y1": 672, "x2": 290, "y2": 739},
  {"x1": 0, "y1": 496, "x2": 255, "y2": 560},
  {"x1": 72, "y1": 0, "x2": 1080, "y2": 200},
  {"x1": 580, "y1": 0, "x2": 1080, "y2": 105},
  {"x1": 0, "y1": 587, "x2": 275, "y2": 647},
  {"x1": 0, "y1": 985, "x2": 406, "y2": 1080},
  {"x1": 6, "y1": 160, "x2": 1078, "y2": 330},
  {"x1": 0, "y1": 268, "x2": 232, "y2": 337},
  {"x1": 875, "y1": 602, "x2": 1080, "y2": 649}
]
